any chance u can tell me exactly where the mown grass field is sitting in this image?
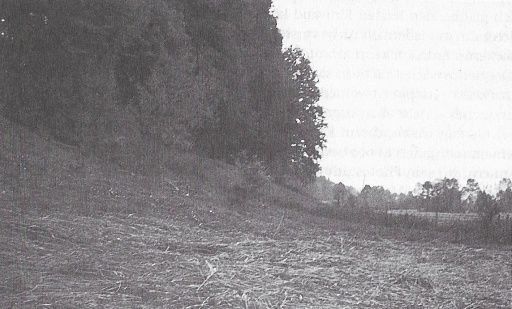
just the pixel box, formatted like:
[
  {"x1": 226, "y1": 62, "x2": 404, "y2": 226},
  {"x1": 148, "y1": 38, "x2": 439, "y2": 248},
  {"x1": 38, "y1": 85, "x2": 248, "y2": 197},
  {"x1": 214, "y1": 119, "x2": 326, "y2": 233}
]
[
  {"x1": 1, "y1": 118, "x2": 511, "y2": 308},
  {"x1": 2, "y1": 206, "x2": 511, "y2": 308}
]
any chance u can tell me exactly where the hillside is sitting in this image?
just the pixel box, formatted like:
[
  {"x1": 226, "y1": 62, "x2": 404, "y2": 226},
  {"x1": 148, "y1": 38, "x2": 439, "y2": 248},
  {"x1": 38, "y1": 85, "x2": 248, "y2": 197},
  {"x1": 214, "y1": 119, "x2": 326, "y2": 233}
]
[
  {"x1": 1, "y1": 116, "x2": 510, "y2": 308},
  {"x1": 0, "y1": 0, "x2": 326, "y2": 184},
  {"x1": 0, "y1": 2, "x2": 510, "y2": 307}
]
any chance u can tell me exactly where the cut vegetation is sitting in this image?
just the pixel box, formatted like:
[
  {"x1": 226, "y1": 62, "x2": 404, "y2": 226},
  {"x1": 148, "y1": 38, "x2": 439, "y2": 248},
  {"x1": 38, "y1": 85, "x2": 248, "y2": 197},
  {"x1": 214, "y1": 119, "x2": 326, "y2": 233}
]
[
  {"x1": 1, "y1": 117, "x2": 510, "y2": 308},
  {"x1": 0, "y1": 1, "x2": 511, "y2": 308}
]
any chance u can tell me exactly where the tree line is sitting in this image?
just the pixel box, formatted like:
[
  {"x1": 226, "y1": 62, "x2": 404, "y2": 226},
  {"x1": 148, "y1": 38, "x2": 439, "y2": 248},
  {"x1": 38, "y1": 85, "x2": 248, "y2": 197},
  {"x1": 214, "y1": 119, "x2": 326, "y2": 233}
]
[
  {"x1": 0, "y1": 0, "x2": 326, "y2": 183},
  {"x1": 314, "y1": 176, "x2": 512, "y2": 216},
  {"x1": 311, "y1": 176, "x2": 512, "y2": 243}
]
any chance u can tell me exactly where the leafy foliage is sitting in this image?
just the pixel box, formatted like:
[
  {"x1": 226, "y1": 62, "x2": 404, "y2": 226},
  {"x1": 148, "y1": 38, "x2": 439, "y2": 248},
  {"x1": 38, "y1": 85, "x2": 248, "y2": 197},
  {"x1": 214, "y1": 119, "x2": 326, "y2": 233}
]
[
  {"x1": 332, "y1": 182, "x2": 346, "y2": 207},
  {"x1": 357, "y1": 185, "x2": 394, "y2": 211},
  {"x1": 496, "y1": 178, "x2": 512, "y2": 213},
  {"x1": 0, "y1": 0, "x2": 327, "y2": 181},
  {"x1": 283, "y1": 47, "x2": 327, "y2": 183},
  {"x1": 431, "y1": 178, "x2": 461, "y2": 213},
  {"x1": 461, "y1": 178, "x2": 481, "y2": 212}
]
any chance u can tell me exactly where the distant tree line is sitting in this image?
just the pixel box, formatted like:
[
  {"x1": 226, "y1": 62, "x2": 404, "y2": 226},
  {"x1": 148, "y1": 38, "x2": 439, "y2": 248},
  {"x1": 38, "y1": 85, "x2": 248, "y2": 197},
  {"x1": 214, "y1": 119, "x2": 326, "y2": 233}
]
[
  {"x1": 311, "y1": 176, "x2": 512, "y2": 243},
  {"x1": 311, "y1": 176, "x2": 512, "y2": 218},
  {"x1": 0, "y1": 0, "x2": 326, "y2": 183}
]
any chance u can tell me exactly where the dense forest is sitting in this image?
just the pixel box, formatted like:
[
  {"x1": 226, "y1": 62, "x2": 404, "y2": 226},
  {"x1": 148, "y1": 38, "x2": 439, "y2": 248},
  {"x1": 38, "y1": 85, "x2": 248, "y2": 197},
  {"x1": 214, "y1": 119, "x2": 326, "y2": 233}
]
[{"x1": 0, "y1": 0, "x2": 326, "y2": 183}]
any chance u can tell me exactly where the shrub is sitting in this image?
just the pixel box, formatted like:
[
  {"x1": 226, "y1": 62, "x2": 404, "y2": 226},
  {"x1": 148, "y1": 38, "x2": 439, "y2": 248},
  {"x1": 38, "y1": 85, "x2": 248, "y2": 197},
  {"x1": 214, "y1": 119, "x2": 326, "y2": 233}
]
[
  {"x1": 233, "y1": 151, "x2": 272, "y2": 191},
  {"x1": 226, "y1": 151, "x2": 272, "y2": 207}
]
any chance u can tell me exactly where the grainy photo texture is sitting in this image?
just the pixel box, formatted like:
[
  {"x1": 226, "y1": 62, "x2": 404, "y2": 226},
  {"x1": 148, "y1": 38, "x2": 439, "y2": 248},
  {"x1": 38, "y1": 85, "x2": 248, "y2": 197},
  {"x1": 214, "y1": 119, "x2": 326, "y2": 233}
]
[{"x1": 1, "y1": 0, "x2": 511, "y2": 308}]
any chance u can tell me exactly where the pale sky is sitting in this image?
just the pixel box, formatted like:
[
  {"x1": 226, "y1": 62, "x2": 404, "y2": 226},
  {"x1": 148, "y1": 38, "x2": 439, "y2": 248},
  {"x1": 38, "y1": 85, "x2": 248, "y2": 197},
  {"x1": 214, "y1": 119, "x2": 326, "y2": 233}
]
[{"x1": 272, "y1": 0, "x2": 512, "y2": 194}]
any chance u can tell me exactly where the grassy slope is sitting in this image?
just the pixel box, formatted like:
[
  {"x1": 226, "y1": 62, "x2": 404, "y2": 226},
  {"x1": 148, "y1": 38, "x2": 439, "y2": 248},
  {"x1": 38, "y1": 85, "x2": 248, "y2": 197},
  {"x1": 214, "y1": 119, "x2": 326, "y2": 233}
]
[{"x1": 1, "y1": 117, "x2": 510, "y2": 308}]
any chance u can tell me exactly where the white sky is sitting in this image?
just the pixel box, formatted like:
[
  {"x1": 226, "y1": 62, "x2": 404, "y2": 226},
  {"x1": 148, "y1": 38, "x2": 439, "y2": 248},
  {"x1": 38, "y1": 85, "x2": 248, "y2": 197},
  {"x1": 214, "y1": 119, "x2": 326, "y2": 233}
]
[{"x1": 272, "y1": 0, "x2": 512, "y2": 194}]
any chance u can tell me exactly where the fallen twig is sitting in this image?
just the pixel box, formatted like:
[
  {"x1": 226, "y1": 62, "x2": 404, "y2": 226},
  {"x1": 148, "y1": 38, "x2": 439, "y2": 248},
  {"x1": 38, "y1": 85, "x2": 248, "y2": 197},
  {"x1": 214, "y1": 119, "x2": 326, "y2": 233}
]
[{"x1": 197, "y1": 260, "x2": 217, "y2": 292}]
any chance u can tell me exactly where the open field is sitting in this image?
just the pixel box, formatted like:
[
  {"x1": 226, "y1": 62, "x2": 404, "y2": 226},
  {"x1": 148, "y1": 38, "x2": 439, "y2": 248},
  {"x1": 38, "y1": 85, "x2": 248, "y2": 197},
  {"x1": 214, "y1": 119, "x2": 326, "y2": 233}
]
[
  {"x1": 2, "y1": 203, "x2": 511, "y2": 308},
  {"x1": 1, "y1": 118, "x2": 511, "y2": 308},
  {"x1": 388, "y1": 209, "x2": 512, "y2": 226},
  {"x1": 389, "y1": 209, "x2": 479, "y2": 222}
]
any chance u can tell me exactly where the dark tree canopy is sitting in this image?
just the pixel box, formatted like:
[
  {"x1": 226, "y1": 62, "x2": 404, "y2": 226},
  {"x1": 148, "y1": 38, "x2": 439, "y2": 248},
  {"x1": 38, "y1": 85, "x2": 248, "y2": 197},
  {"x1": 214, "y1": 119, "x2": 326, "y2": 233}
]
[
  {"x1": 0, "y1": 0, "x2": 327, "y2": 181},
  {"x1": 283, "y1": 47, "x2": 327, "y2": 183}
]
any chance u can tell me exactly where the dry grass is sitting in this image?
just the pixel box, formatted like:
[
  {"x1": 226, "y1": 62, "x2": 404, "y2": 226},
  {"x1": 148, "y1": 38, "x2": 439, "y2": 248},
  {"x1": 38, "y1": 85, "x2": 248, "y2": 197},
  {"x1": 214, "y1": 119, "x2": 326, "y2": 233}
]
[
  {"x1": 1, "y1": 205, "x2": 510, "y2": 308},
  {"x1": 1, "y1": 117, "x2": 511, "y2": 308}
]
